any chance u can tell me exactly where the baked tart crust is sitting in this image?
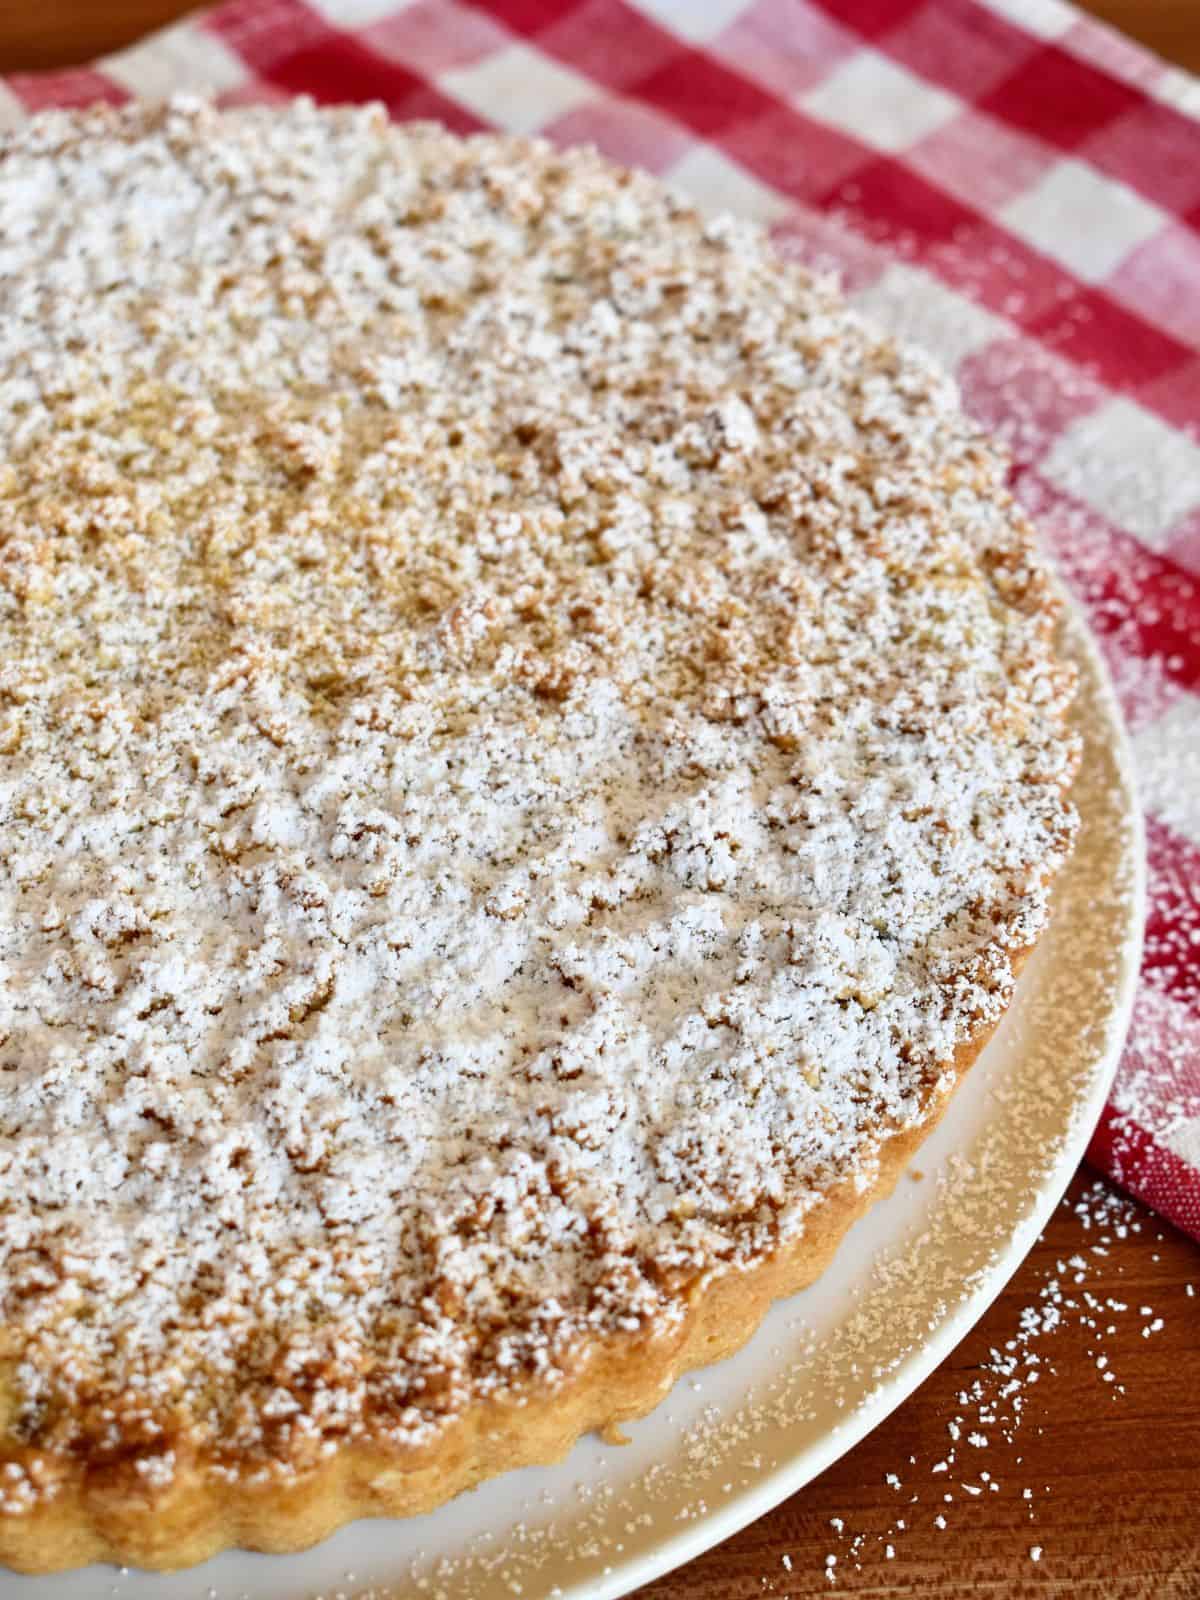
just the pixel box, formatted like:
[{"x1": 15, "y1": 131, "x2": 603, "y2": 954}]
[{"x1": 0, "y1": 100, "x2": 1077, "y2": 1571}]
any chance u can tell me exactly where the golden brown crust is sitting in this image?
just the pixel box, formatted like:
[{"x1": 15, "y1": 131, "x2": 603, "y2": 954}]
[{"x1": 0, "y1": 997, "x2": 1007, "y2": 1574}]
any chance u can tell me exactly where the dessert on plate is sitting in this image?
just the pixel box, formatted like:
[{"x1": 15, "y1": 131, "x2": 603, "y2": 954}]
[{"x1": 0, "y1": 98, "x2": 1077, "y2": 1572}]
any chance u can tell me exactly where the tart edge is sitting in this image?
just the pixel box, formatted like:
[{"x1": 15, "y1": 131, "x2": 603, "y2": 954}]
[{"x1": 0, "y1": 958, "x2": 1030, "y2": 1574}]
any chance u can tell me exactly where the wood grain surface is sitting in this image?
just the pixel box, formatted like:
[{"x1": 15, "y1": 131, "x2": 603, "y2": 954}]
[
  {"x1": 641, "y1": 1172, "x2": 1200, "y2": 1600},
  {"x1": 1, "y1": 4, "x2": 1198, "y2": 1599}
]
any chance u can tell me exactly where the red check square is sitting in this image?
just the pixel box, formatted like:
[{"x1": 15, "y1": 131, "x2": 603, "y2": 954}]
[
  {"x1": 464, "y1": 0, "x2": 581, "y2": 31},
  {"x1": 818, "y1": 156, "x2": 974, "y2": 248},
  {"x1": 807, "y1": 0, "x2": 925, "y2": 40},
  {"x1": 631, "y1": 45, "x2": 778, "y2": 137},
  {"x1": 263, "y1": 32, "x2": 488, "y2": 129},
  {"x1": 978, "y1": 41, "x2": 1143, "y2": 151},
  {"x1": 1023, "y1": 286, "x2": 1192, "y2": 393}
]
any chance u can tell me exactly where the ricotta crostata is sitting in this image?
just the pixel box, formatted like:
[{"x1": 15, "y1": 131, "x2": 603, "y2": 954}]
[{"x1": 0, "y1": 99, "x2": 1077, "y2": 1571}]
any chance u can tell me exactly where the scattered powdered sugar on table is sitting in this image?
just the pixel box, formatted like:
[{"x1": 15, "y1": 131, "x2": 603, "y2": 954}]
[
  {"x1": 773, "y1": 1181, "x2": 1169, "y2": 1586},
  {"x1": 0, "y1": 97, "x2": 1079, "y2": 1492}
]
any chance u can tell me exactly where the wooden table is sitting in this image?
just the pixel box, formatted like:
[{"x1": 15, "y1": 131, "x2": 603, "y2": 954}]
[{"x1": 2, "y1": 4, "x2": 1198, "y2": 1598}]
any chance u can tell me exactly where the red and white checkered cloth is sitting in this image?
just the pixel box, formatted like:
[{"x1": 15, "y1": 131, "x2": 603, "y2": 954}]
[{"x1": 3, "y1": 0, "x2": 1198, "y2": 1240}]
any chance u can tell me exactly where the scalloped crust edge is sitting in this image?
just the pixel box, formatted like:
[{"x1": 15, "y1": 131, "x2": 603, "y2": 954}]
[{"x1": 0, "y1": 982, "x2": 1023, "y2": 1575}]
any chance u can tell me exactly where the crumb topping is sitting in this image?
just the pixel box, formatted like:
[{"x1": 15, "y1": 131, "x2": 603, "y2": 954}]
[{"x1": 0, "y1": 98, "x2": 1076, "y2": 1498}]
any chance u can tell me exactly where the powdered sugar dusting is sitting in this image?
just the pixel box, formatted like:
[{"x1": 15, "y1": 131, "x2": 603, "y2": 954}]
[{"x1": 0, "y1": 98, "x2": 1076, "y2": 1496}]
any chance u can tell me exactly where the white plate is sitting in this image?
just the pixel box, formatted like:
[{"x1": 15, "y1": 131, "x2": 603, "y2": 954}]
[{"x1": 6, "y1": 603, "x2": 1143, "y2": 1600}]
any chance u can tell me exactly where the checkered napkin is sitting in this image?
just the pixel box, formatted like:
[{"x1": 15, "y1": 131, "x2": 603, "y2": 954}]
[{"x1": 3, "y1": 0, "x2": 1199, "y2": 1240}]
